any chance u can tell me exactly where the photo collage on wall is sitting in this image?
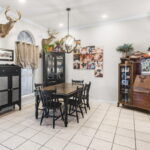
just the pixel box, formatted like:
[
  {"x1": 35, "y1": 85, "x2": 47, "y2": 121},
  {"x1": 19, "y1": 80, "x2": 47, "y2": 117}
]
[{"x1": 73, "y1": 40, "x2": 103, "y2": 77}]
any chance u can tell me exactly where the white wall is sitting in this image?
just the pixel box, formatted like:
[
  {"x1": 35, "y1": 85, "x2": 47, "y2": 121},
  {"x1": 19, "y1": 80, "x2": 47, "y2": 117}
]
[
  {"x1": 65, "y1": 17, "x2": 150, "y2": 102},
  {"x1": 0, "y1": 11, "x2": 47, "y2": 83}
]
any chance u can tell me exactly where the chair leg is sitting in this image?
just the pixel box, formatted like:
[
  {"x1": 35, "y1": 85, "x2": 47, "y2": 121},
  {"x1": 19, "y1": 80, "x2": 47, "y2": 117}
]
[
  {"x1": 87, "y1": 97, "x2": 90, "y2": 110},
  {"x1": 79, "y1": 106, "x2": 84, "y2": 118},
  {"x1": 60, "y1": 107, "x2": 64, "y2": 121},
  {"x1": 53, "y1": 109, "x2": 55, "y2": 129},
  {"x1": 40, "y1": 111, "x2": 44, "y2": 125},
  {"x1": 69, "y1": 104, "x2": 72, "y2": 115},
  {"x1": 75, "y1": 106, "x2": 79, "y2": 123}
]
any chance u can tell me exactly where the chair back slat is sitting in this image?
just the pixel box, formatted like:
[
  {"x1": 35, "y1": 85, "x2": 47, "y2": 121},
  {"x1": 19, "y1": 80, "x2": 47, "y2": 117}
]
[
  {"x1": 72, "y1": 80, "x2": 84, "y2": 85},
  {"x1": 83, "y1": 81, "x2": 91, "y2": 96}
]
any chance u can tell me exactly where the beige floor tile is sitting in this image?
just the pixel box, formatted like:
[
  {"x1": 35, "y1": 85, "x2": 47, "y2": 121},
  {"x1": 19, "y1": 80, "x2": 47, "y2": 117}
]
[
  {"x1": 15, "y1": 140, "x2": 41, "y2": 150},
  {"x1": 118, "y1": 121, "x2": 134, "y2": 130},
  {"x1": 136, "y1": 131, "x2": 150, "y2": 142},
  {"x1": 95, "y1": 130, "x2": 114, "y2": 142},
  {"x1": 84, "y1": 121, "x2": 100, "y2": 129},
  {"x1": 18, "y1": 127, "x2": 38, "y2": 139},
  {"x1": 42, "y1": 126, "x2": 60, "y2": 135},
  {"x1": 64, "y1": 142, "x2": 87, "y2": 150},
  {"x1": 2, "y1": 135, "x2": 26, "y2": 149},
  {"x1": 71, "y1": 134, "x2": 92, "y2": 147},
  {"x1": 55, "y1": 129, "x2": 76, "y2": 141},
  {"x1": 90, "y1": 138, "x2": 112, "y2": 150},
  {"x1": 0, "y1": 145, "x2": 10, "y2": 150},
  {"x1": 39, "y1": 146, "x2": 52, "y2": 150},
  {"x1": 0, "y1": 131, "x2": 13, "y2": 143},
  {"x1": 116, "y1": 128, "x2": 134, "y2": 138},
  {"x1": 45, "y1": 137, "x2": 68, "y2": 150},
  {"x1": 102, "y1": 119, "x2": 118, "y2": 126},
  {"x1": 112, "y1": 144, "x2": 134, "y2": 150},
  {"x1": 114, "y1": 135, "x2": 135, "y2": 149},
  {"x1": 7, "y1": 124, "x2": 27, "y2": 134},
  {"x1": 78, "y1": 127, "x2": 96, "y2": 137},
  {"x1": 31, "y1": 132, "x2": 53, "y2": 145},
  {"x1": 136, "y1": 140, "x2": 150, "y2": 150},
  {"x1": 99, "y1": 124, "x2": 116, "y2": 133},
  {"x1": 0, "y1": 121, "x2": 16, "y2": 130}
]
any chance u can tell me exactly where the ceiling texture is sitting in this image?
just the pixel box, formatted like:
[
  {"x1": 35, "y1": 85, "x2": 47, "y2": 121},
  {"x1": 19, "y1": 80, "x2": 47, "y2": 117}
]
[{"x1": 0, "y1": 0, "x2": 150, "y2": 30}]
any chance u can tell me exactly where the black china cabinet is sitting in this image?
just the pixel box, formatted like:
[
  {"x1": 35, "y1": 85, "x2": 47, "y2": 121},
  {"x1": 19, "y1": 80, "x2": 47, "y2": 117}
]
[
  {"x1": 43, "y1": 52, "x2": 65, "y2": 86},
  {"x1": 0, "y1": 65, "x2": 21, "y2": 111}
]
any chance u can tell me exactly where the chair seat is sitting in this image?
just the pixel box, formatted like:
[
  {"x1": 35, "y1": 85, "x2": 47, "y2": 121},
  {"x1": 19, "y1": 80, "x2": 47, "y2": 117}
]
[
  {"x1": 47, "y1": 101, "x2": 62, "y2": 109},
  {"x1": 68, "y1": 99, "x2": 81, "y2": 105}
]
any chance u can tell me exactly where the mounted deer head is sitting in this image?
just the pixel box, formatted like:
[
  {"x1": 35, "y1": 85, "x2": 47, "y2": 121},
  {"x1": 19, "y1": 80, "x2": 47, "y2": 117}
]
[
  {"x1": 0, "y1": 7, "x2": 21, "y2": 38},
  {"x1": 42, "y1": 29, "x2": 58, "y2": 48}
]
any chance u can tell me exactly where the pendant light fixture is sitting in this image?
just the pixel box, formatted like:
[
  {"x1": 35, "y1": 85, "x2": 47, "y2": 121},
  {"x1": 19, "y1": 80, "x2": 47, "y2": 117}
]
[{"x1": 61, "y1": 8, "x2": 76, "y2": 53}]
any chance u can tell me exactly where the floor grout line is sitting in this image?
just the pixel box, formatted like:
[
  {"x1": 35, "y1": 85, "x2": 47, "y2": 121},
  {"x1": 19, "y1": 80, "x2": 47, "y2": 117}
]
[
  {"x1": 133, "y1": 111, "x2": 137, "y2": 150},
  {"x1": 87, "y1": 104, "x2": 111, "y2": 149},
  {"x1": 111, "y1": 106, "x2": 121, "y2": 150}
]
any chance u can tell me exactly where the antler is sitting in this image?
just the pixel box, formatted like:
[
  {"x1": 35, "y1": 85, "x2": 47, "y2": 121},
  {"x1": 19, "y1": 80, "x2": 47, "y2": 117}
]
[
  {"x1": 5, "y1": 6, "x2": 12, "y2": 21},
  {"x1": 48, "y1": 29, "x2": 58, "y2": 37},
  {"x1": 4, "y1": 6, "x2": 21, "y2": 22},
  {"x1": 15, "y1": 11, "x2": 21, "y2": 21}
]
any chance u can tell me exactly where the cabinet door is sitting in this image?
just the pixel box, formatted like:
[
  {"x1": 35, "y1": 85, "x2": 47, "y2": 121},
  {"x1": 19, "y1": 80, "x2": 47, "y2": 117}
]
[
  {"x1": 56, "y1": 54, "x2": 65, "y2": 81},
  {"x1": 12, "y1": 75, "x2": 20, "y2": 102},
  {"x1": 0, "y1": 77, "x2": 9, "y2": 106},
  {"x1": 47, "y1": 54, "x2": 55, "y2": 81}
]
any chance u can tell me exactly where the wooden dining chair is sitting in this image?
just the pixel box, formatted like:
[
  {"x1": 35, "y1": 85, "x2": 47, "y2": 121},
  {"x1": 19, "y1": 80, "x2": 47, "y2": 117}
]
[
  {"x1": 39, "y1": 88, "x2": 64, "y2": 128},
  {"x1": 72, "y1": 80, "x2": 84, "y2": 85},
  {"x1": 68, "y1": 86, "x2": 84, "y2": 123},
  {"x1": 34, "y1": 83, "x2": 44, "y2": 119},
  {"x1": 82, "y1": 81, "x2": 91, "y2": 110}
]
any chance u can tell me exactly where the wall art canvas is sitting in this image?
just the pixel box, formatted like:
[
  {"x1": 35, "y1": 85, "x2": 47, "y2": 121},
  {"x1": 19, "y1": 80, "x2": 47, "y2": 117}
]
[
  {"x1": 74, "y1": 40, "x2": 81, "y2": 54},
  {"x1": 94, "y1": 48, "x2": 103, "y2": 77},
  {"x1": 73, "y1": 45, "x2": 104, "y2": 77},
  {"x1": 0, "y1": 48, "x2": 14, "y2": 61},
  {"x1": 73, "y1": 54, "x2": 80, "y2": 69}
]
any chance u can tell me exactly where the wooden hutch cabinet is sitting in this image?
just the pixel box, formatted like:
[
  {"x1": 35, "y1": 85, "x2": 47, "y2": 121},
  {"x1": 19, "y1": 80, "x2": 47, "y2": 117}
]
[
  {"x1": 118, "y1": 60, "x2": 150, "y2": 111},
  {"x1": 0, "y1": 65, "x2": 21, "y2": 111},
  {"x1": 43, "y1": 52, "x2": 65, "y2": 86}
]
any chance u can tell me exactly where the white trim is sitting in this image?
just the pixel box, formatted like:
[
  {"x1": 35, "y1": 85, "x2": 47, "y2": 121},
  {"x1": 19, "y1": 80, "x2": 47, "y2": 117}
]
[
  {"x1": 22, "y1": 93, "x2": 34, "y2": 99},
  {"x1": 90, "y1": 98, "x2": 117, "y2": 104}
]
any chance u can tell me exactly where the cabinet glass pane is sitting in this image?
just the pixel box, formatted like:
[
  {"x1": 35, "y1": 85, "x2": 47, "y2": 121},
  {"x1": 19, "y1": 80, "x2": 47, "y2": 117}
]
[
  {"x1": 12, "y1": 76, "x2": 19, "y2": 88},
  {"x1": 47, "y1": 54, "x2": 55, "y2": 80},
  {"x1": 12, "y1": 89, "x2": 19, "y2": 102},
  {"x1": 56, "y1": 56, "x2": 64, "y2": 80},
  {"x1": 0, "y1": 77, "x2": 8, "y2": 90},
  {"x1": 0, "y1": 91, "x2": 8, "y2": 105}
]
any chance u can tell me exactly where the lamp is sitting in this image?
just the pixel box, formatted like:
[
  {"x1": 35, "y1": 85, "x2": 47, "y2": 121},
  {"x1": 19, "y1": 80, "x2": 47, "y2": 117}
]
[{"x1": 62, "y1": 8, "x2": 76, "y2": 53}]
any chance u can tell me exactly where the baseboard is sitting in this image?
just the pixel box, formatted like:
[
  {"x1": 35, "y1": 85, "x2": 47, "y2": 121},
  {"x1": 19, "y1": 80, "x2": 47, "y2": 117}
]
[{"x1": 90, "y1": 98, "x2": 117, "y2": 104}]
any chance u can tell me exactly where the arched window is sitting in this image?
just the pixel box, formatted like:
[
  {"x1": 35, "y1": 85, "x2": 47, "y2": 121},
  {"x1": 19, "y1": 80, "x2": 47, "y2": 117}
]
[
  {"x1": 17, "y1": 31, "x2": 34, "y2": 44},
  {"x1": 17, "y1": 31, "x2": 35, "y2": 96}
]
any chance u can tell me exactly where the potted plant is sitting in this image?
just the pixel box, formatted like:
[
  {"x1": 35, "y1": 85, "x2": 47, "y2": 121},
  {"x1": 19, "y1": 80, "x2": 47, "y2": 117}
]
[{"x1": 116, "y1": 43, "x2": 134, "y2": 58}]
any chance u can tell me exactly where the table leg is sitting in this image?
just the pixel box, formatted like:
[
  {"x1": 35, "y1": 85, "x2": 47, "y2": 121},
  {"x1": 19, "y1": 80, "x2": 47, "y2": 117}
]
[
  {"x1": 35, "y1": 96, "x2": 39, "y2": 119},
  {"x1": 64, "y1": 97, "x2": 68, "y2": 127}
]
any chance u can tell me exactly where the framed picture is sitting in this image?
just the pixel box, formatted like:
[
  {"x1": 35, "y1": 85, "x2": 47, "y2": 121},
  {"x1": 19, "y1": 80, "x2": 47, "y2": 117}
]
[{"x1": 0, "y1": 48, "x2": 14, "y2": 61}]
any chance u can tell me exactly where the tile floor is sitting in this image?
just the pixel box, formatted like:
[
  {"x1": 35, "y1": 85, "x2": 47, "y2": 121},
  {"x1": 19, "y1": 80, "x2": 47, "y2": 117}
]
[{"x1": 0, "y1": 100, "x2": 150, "y2": 150}]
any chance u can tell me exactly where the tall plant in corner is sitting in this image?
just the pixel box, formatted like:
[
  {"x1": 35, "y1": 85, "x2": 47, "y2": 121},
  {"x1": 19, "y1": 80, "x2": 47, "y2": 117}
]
[{"x1": 116, "y1": 43, "x2": 134, "y2": 58}]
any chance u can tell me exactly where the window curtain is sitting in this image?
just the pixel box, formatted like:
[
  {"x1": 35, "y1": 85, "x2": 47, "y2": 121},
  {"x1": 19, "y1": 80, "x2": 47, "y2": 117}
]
[{"x1": 16, "y1": 42, "x2": 39, "y2": 69}]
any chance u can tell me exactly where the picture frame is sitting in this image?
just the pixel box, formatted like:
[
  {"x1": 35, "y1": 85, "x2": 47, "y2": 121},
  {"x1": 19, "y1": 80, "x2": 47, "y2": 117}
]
[{"x1": 0, "y1": 48, "x2": 14, "y2": 61}]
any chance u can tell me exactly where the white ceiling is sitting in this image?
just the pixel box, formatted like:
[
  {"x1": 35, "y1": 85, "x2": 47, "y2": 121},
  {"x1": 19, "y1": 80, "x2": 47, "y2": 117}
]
[{"x1": 0, "y1": 0, "x2": 150, "y2": 29}]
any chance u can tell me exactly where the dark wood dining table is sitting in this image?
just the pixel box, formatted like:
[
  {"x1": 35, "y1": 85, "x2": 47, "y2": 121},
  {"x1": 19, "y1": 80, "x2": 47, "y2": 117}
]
[{"x1": 35, "y1": 83, "x2": 81, "y2": 127}]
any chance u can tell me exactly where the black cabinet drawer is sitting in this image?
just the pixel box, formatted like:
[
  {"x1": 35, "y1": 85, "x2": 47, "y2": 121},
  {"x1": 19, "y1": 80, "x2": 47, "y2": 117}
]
[{"x1": 0, "y1": 68, "x2": 20, "y2": 75}]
